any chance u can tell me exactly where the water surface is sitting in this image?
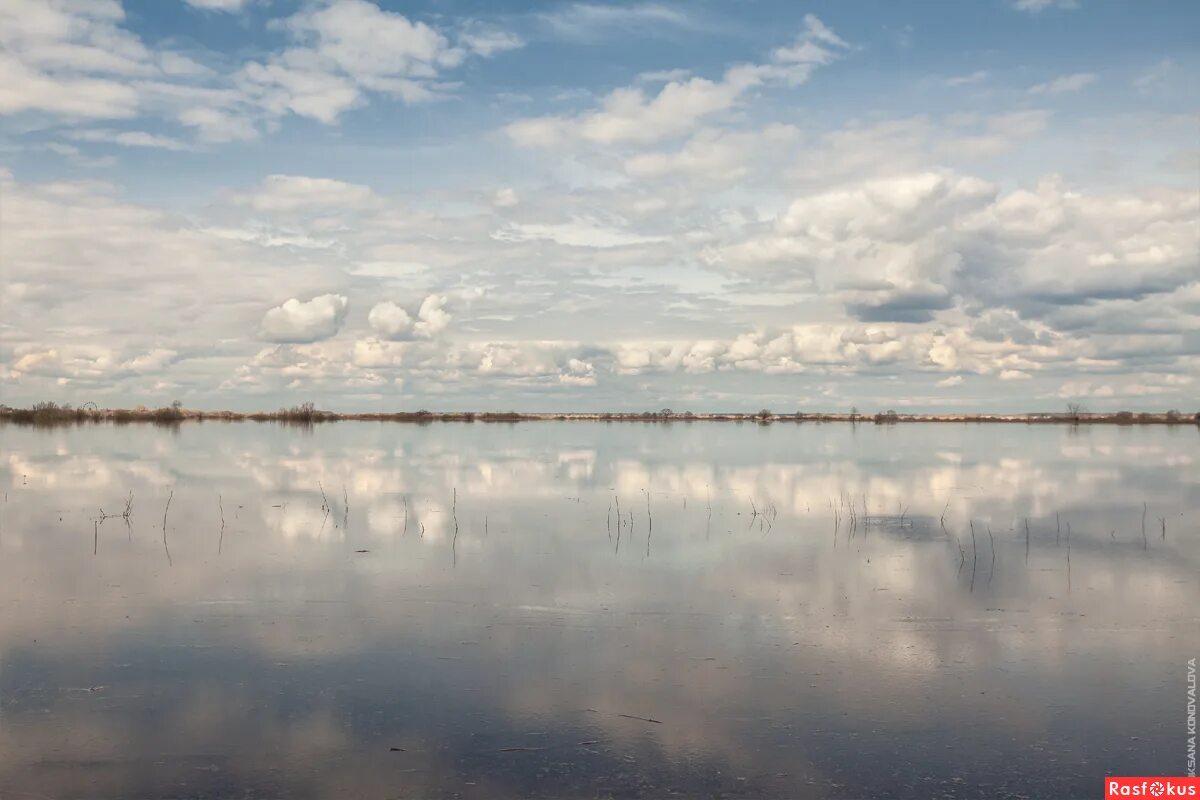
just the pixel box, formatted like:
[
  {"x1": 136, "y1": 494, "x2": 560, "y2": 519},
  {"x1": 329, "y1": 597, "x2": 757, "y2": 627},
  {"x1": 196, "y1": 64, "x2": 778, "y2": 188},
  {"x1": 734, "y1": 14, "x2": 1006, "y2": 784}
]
[{"x1": 0, "y1": 421, "x2": 1196, "y2": 798}]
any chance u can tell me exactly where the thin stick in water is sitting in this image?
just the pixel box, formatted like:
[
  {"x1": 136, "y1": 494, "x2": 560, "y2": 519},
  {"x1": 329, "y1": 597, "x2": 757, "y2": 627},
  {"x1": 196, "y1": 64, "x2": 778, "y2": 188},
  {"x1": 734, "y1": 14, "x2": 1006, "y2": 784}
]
[{"x1": 162, "y1": 489, "x2": 173, "y2": 567}]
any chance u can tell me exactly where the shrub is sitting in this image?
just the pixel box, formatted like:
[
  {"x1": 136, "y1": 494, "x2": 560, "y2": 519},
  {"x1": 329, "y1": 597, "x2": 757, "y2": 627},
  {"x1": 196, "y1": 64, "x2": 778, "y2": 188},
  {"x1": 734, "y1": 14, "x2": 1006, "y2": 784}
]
[{"x1": 152, "y1": 404, "x2": 184, "y2": 423}]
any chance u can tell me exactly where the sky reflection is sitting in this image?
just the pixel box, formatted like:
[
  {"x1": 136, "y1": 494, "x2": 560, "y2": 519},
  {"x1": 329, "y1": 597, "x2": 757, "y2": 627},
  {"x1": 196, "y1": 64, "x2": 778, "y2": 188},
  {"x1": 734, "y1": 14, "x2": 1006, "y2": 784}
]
[{"x1": 0, "y1": 421, "x2": 1196, "y2": 798}]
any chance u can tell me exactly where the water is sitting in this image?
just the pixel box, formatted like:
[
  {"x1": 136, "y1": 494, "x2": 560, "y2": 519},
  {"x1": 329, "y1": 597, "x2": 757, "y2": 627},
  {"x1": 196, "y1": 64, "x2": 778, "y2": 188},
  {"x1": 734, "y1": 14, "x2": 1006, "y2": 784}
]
[{"x1": 0, "y1": 420, "x2": 1195, "y2": 799}]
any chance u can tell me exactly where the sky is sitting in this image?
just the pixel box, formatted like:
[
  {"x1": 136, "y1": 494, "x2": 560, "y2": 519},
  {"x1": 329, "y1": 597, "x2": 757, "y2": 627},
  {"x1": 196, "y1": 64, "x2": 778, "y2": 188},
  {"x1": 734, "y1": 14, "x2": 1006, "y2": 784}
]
[{"x1": 0, "y1": 0, "x2": 1197, "y2": 413}]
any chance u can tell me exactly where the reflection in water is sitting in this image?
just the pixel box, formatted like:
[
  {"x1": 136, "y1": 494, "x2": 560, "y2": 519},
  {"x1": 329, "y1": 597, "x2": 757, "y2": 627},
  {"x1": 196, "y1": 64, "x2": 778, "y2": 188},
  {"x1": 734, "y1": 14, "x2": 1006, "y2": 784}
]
[{"x1": 0, "y1": 421, "x2": 1196, "y2": 798}]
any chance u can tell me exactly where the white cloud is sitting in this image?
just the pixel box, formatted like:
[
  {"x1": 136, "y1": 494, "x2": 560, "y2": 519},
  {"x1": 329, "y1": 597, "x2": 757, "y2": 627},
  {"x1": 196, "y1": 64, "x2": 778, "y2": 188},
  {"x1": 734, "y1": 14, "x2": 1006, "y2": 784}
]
[
  {"x1": 234, "y1": 174, "x2": 378, "y2": 212},
  {"x1": 560, "y1": 357, "x2": 597, "y2": 386},
  {"x1": 492, "y1": 187, "x2": 520, "y2": 208},
  {"x1": 624, "y1": 124, "x2": 800, "y2": 181},
  {"x1": 184, "y1": 0, "x2": 248, "y2": 10},
  {"x1": 367, "y1": 301, "x2": 414, "y2": 340},
  {"x1": 178, "y1": 106, "x2": 259, "y2": 143},
  {"x1": 234, "y1": 0, "x2": 519, "y2": 126},
  {"x1": 0, "y1": 52, "x2": 140, "y2": 118},
  {"x1": 66, "y1": 128, "x2": 191, "y2": 151},
  {"x1": 494, "y1": 218, "x2": 664, "y2": 248},
  {"x1": 0, "y1": 0, "x2": 210, "y2": 121},
  {"x1": 1012, "y1": 0, "x2": 1079, "y2": 12},
  {"x1": 945, "y1": 71, "x2": 989, "y2": 87},
  {"x1": 940, "y1": 109, "x2": 1049, "y2": 158},
  {"x1": 704, "y1": 167, "x2": 1199, "y2": 333},
  {"x1": 537, "y1": 3, "x2": 696, "y2": 40},
  {"x1": 458, "y1": 24, "x2": 524, "y2": 57},
  {"x1": 637, "y1": 68, "x2": 691, "y2": 84},
  {"x1": 119, "y1": 348, "x2": 178, "y2": 373},
  {"x1": 506, "y1": 15, "x2": 848, "y2": 147},
  {"x1": 260, "y1": 294, "x2": 350, "y2": 343},
  {"x1": 1029, "y1": 72, "x2": 1096, "y2": 95},
  {"x1": 413, "y1": 294, "x2": 450, "y2": 338}
]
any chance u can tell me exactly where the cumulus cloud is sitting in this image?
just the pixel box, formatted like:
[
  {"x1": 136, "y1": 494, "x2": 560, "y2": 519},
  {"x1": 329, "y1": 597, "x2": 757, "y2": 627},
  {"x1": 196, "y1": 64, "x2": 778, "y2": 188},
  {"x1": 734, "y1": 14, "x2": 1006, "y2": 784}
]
[
  {"x1": 559, "y1": 357, "x2": 597, "y2": 386},
  {"x1": 260, "y1": 294, "x2": 350, "y2": 343},
  {"x1": 702, "y1": 169, "x2": 1198, "y2": 326},
  {"x1": 1, "y1": 0, "x2": 1194, "y2": 417},
  {"x1": 413, "y1": 294, "x2": 451, "y2": 338},
  {"x1": 365, "y1": 295, "x2": 452, "y2": 341},
  {"x1": 367, "y1": 301, "x2": 414, "y2": 340}
]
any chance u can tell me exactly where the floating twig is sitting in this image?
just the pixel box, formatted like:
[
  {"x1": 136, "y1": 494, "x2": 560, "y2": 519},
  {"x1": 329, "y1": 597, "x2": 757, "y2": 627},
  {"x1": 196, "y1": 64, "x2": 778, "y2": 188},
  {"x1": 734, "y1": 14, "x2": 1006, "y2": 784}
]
[
  {"x1": 616, "y1": 713, "x2": 662, "y2": 724},
  {"x1": 162, "y1": 489, "x2": 174, "y2": 567}
]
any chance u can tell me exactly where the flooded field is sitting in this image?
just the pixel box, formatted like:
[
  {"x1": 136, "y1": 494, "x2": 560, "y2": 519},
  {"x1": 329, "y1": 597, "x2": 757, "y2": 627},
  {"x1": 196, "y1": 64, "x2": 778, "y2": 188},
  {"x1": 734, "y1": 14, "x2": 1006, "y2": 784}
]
[{"x1": 0, "y1": 420, "x2": 1195, "y2": 799}]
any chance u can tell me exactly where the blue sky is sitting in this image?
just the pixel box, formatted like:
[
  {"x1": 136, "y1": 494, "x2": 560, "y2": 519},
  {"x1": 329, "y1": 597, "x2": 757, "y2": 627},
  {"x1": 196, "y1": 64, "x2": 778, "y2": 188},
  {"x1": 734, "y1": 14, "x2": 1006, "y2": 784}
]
[{"x1": 1, "y1": 0, "x2": 1197, "y2": 412}]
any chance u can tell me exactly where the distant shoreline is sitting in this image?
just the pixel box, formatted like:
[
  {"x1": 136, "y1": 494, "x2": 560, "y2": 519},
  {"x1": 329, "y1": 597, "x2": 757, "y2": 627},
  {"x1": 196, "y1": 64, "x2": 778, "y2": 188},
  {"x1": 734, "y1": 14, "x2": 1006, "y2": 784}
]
[{"x1": 1, "y1": 404, "x2": 1196, "y2": 426}]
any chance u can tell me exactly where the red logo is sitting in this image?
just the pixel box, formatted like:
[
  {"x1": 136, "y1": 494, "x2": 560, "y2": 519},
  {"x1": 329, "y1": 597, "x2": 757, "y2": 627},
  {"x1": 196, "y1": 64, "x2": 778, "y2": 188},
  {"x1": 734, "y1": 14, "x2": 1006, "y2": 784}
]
[{"x1": 1106, "y1": 778, "x2": 1200, "y2": 798}]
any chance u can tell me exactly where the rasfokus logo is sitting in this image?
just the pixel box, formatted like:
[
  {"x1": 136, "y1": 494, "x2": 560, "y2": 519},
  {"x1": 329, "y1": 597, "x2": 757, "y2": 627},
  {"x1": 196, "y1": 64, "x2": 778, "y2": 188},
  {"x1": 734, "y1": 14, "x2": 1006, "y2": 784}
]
[{"x1": 1106, "y1": 778, "x2": 1200, "y2": 798}]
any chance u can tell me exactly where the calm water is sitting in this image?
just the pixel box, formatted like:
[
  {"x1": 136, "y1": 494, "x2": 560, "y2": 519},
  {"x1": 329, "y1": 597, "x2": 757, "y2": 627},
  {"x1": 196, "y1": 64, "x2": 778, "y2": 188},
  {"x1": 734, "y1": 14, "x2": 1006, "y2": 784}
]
[{"x1": 0, "y1": 421, "x2": 1196, "y2": 799}]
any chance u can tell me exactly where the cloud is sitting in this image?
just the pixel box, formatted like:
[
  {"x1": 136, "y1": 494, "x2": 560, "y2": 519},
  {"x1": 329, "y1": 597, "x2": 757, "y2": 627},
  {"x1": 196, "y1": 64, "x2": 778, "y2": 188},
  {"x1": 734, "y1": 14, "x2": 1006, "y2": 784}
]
[
  {"x1": 233, "y1": 174, "x2": 378, "y2": 212},
  {"x1": 367, "y1": 301, "x2": 414, "y2": 340},
  {"x1": 0, "y1": 53, "x2": 140, "y2": 119},
  {"x1": 492, "y1": 187, "x2": 520, "y2": 208},
  {"x1": 560, "y1": 357, "x2": 597, "y2": 386},
  {"x1": 119, "y1": 348, "x2": 178, "y2": 373},
  {"x1": 702, "y1": 167, "x2": 1199, "y2": 334},
  {"x1": 637, "y1": 68, "x2": 691, "y2": 84},
  {"x1": 235, "y1": 0, "x2": 520, "y2": 126},
  {"x1": 494, "y1": 218, "x2": 664, "y2": 248},
  {"x1": 413, "y1": 294, "x2": 450, "y2": 338},
  {"x1": 355, "y1": 294, "x2": 451, "y2": 346},
  {"x1": 940, "y1": 109, "x2": 1049, "y2": 158},
  {"x1": 1011, "y1": 0, "x2": 1079, "y2": 12},
  {"x1": 458, "y1": 24, "x2": 524, "y2": 57},
  {"x1": 184, "y1": 0, "x2": 248, "y2": 10},
  {"x1": 0, "y1": 0, "x2": 211, "y2": 121},
  {"x1": 624, "y1": 123, "x2": 800, "y2": 181},
  {"x1": 1029, "y1": 72, "x2": 1096, "y2": 95},
  {"x1": 506, "y1": 15, "x2": 849, "y2": 147},
  {"x1": 945, "y1": 71, "x2": 989, "y2": 87},
  {"x1": 260, "y1": 294, "x2": 350, "y2": 343},
  {"x1": 536, "y1": 3, "x2": 696, "y2": 41},
  {"x1": 66, "y1": 128, "x2": 191, "y2": 151}
]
